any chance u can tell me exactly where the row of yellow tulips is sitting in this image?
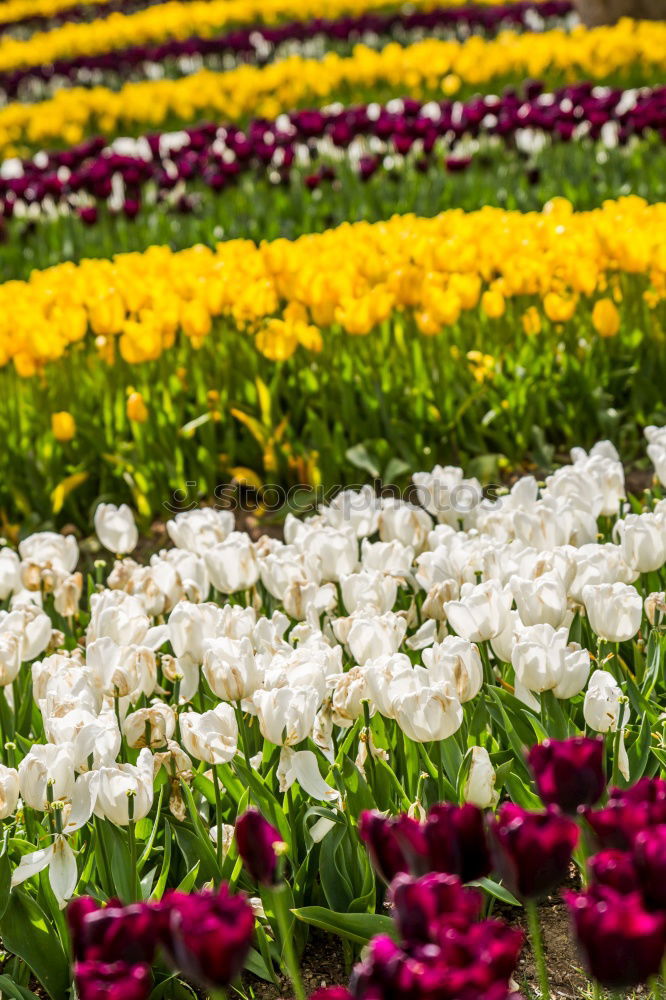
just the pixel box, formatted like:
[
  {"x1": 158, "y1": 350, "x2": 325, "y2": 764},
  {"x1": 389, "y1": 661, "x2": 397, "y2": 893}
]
[{"x1": 3, "y1": 196, "x2": 663, "y2": 378}]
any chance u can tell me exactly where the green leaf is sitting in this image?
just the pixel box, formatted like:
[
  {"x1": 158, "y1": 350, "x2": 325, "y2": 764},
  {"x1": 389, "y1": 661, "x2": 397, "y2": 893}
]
[
  {"x1": 345, "y1": 443, "x2": 380, "y2": 479},
  {"x1": 469, "y1": 877, "x2": 521, "y2": 906},
  {"x1": 643, "y1": 629, "x2": 661, "y2": 697},
  {"x1": 179, "y1": 781, "x2": 222, "y2": 880},
  {"x1": 0, "y1": 975, "x2": 41, "y2": 1000},
  {"x1": 175, "y1": 863, "x2": 201, "y2": 893},
  {"x1": 0, "y1": 890, "x2": 69, "y2": 1000},
  {"x1": 292, "y1": 907, "x2": 397, "y2": 945},
  {"x1": 150, "y1": 822, "x2": 172, "y2": 901}
]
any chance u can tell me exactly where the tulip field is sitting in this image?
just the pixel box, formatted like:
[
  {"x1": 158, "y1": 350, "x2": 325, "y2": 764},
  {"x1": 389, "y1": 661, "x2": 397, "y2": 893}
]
[{"x1": 2, "y1": 0, "x2": 666, "y2": 998}]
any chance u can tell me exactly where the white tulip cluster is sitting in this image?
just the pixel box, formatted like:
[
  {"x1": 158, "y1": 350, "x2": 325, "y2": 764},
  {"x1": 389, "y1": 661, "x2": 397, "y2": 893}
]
[{"x1": 1, "y1": 436, "x2": 665, "y2": 908}]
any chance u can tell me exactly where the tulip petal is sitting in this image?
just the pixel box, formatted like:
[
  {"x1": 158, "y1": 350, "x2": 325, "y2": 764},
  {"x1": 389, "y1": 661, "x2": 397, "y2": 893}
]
[
  {"x1": 278, "y1": 747, "x2": 340, "y2": 803},
  {"x1": 49, "y1": 837, "x2": 78, "y2": 908},
  {"x1": 11, "y1": 844, "x2": 54, "y2": 887}
]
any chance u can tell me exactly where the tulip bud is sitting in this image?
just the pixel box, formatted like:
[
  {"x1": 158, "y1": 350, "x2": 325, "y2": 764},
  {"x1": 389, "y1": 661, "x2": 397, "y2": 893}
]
[
  {"x1": 588, "y1": 849, "x2": 639, "y2": 894},
  {"x1": 94, "y1": 504, "x2": 139, "y2": 555},
  {"x1": 444, "y1": 579, "x2": 511, "y2": 643},
  {"x1": 390, "y1": 871, "x2": 481, "y2": 945},
  {"x1": 424, "y1": 802, "x2": 491, "y2": 883},
  {"x1": 645, "y1": 591, "x2": 666, "y2": 627},
  {"x1": 464, "y1": 746, "x2": 498, "y2": 809},
  {"x1": 527, "y1": 736, "x2": 605, "y2": 814},
  {"x1": 51, "y1": 411, "x2": 76, "y2": 443},
  {"x1": 126, "y1": 392, "x2": 148, "y2": 423},
  {"x1": 633, "y1": 825, "x2": 666, "y2": 911},
  {"x1": 422, "y1": 636, "x2": 483, "y2": 703},
  {"x1": 235, "y1": 808, "x2": 284, "y2": 885},
  {"x1": 205, "y1": 533, "x2": 259, "y2": 594}
]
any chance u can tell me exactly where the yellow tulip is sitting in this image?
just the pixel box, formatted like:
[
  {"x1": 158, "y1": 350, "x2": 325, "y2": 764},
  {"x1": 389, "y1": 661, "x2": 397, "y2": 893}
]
[
  {"x1": 592, "y1": 298, "x2": 621, "y2": 338},
  {"x1": 51, "y1": 411, "x2": 76, "y2": 442},
  {"x1": 126, "y1": 391, "x2": 149, "y2": 423}
]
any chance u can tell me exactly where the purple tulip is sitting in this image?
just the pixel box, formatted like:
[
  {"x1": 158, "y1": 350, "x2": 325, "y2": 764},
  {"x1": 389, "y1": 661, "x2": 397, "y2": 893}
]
[
  {"x1": 424, "y1": 803, "x2": 492, "y2": 883},
  {"x1": 235, "y1": 808, "x2": 284, "y2": 886},
  {"x1": 489, "y1": 804, "x2": 579, "y2": 901},
  {"x1": 67, "y1": 900, "x2": 157, "y2": 966},
  {"x1": 74, "y1": 961, "x2": 151, "y2": 1000},
  {"x1": 633, "y1": 824, "x2": 666, "y2": 910},
  {"x1": 162, "y1": 885, "x2": 255, "y2": 988},
  {"x1": 566, "y1": 886, "x2": 666, "y2": 990},
  {"x1": 359, "y1": 810, "x2": 412, "y2": 884},
  {"x1": 588, "y1": 849, "x2": 639, "y2": 894},
  {"x1": 390, "y1": 872, "x2": 481, "y2": 944},
  {"x1": 527, "y1": 737, "x2": 605, "y2": 813}
]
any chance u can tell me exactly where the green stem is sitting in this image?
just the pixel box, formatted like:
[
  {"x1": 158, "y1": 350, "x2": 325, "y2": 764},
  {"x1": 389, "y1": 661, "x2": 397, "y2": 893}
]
[
  {"x1": 525, "y1": 900, "x2": 550, "y2": 1000},
  {"x1": 436, "y1": 740, "x2": 445, "y2": 803},
  {"x1": 127, "y1": 796, "x2": 139, "y2": 902},
  {"x1": 362, "y1": 701, "x2": 377, "y2": 790},
  {"x1": 270, "y1": 885, "x2": 305, "y2": 1000},
  {"x1": 212, "y1": 765, "x2": 223, "y2": 873}
]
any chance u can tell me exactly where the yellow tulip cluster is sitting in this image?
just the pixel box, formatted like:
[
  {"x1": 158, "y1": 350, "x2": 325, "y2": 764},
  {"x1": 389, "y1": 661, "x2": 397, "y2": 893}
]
[
  {"x1": 1, "y1": 19, "x2": 664, "y2": 155},
  {"x1": 0, "y1": 0, "x2": 112, "y2": 29},
  {"x1": 0, "y1": 0, "x2": 528, "y2": 74},
  {"x1": 0, "y1": 197, "x2": 663, "y2": 377}
]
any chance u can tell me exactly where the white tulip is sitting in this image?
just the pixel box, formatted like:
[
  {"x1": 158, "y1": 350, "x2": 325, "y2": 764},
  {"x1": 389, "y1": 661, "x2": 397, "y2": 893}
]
[
  {"x1": 0, "y1": 764, "x2": 19, "y2": 819},
  {"x1": 444, "y1": 580, "x2": 511, "y2": 643},
  {"x1": 205, "y1": 533, "x2": 259, "y2": 594},
  {"x1": 0, "y1": 548, "x2": 20, "y2": 600},
  {"x1": 330, "y1": 666, "x2": 371, "y2": 727},
  {"x1": 0, "y1": 632, "x2": 20, "y2": 686},
  {"x1": 511, "y1": 624, "x2": 589, "y2": 698},
  {"x1": 180, "y1": 703, "x2": 238, "y2": 765},
  {"x1": 421, "y1": 581, "x2": 460, "y2": 621},
  {"x1": 45, "y1": 707, "x2": 121, "y2": 772},
  {"x1": 340, "y1": 570, "x2": 397, "y2": 615},
  {"x1": 95, "y1": 748, "x2": 154, "y2": 825},
  {"x1": 152, "y1": 548, "x2": 210, "y2": 603},
  {"x1": 298, "y1": 526, "x2": 359, "y2": 583},
  {"x1": 584, "y1": 669, "x2": 630, "y2": 733},
  {"x1": 569, "y1": 543, "x2": 637, "y2": 603},
  {"x1": 364, "y1": 653, "x2": 413, "y2": 718},
  {"x1": 18, "y1": 532, "x2": 78, "y2": 575},
  {"x1": 334, "y1": 611, "x2": 407, "y2": 665},
  {"x1": 645, "y1": 592, "x2": 666, "y2": 627},
  {"x1": 94, "y1": 503, "x2": 138, "y2": 555},
  {"x1": 490, "y1": 609, "x2": 523, "y2": 664},
  {"x1": 0, "y1": 605, "x2": 52, "y2": 661},
  {"x1": 253, "y1": 686, "x2": 319, "y2": 746},
  {"x1": 582, "y1": 582, "x2": 643, "y2": 642},
  {"x1": 361, "y1": 538, "x2": 415, "y2": 578},
  {"x1": 464, "y1": 746, "x2": 498, "y2": 808},
  {"x1": 168, "y1": 601, "x2": 224, "y2": 662},
  {"x1": 202, "y1": 636, "x2": 261, "y2": 702},
  {"x1": 167, "y1": 507, "x2": 235, "y2": 556},
  {"x1": 412, "y1": 466, "x2": 482, "y2": 528},
  {"x1": 53, "y1": 572, "x2": 83, "y2": 618},
  {"x1": 87, "y1": 590, "x2": 160, "y2": 648},
  {"x1": 320, "y1": 486, "x2": 381, "y2": 537},
  {"x1": 647, "y1": 442, "x2": 666, "y2": 487},
  {"x1": 422, "y1": 636, "x2": 483, "y2": 702},
  {"x1": 390, "y1": 669, "x2": 463, "y2": 742},
  {"x1": 124, "y1": 703, "x2": 176, "y2": 749},
  {"x1": 510, "y1": 572, "x2": 569, "y2": 628},
  {"x1": 378, "y1": 499, "x2": 432, "y2": 553},
  {"x1": 615, "y1": 513, "x2": 666, "y2": 573},
  {"x1": 19, "y1": 742, "x2": 76, "y2": 811}
]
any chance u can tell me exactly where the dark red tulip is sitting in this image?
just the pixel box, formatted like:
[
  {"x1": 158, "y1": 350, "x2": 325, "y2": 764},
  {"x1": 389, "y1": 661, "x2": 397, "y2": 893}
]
[
  {"x1": 424, "y1": 803, "x2": 491, "y2": 883},
  {"x1": 633, "y1": 825, "x2": 666, "y2": 910},
  {"x1": 235, "y1": 808, "x2": 283, "y2": 886},
  {"x1": 489, "y1": 804, "x2": 578, "y2": 901},
  {"x1": 588, "y1": 849, "x2": 638, "y2": 894},
  {"x1": 74, "y1": 961, "x2": 151, "y2": 1000},
  {"x1": 163, "y1": 885, "x2": 255, "y2": 989},
  {"x1": 566, "y1": 886, "x2": 666, "y2": 990},
  {"x1": 390, "y1": 872, "x2": 481, "y2": 944},
  {"x1": 68, "y1": 901, "x2": 158, "y2": 966},
  {"x1": 527, "y1": 737, "x2": 605, "y2": 813},
  {"x1": 359, "y1": 810, "x2": 411, "y2": 884}
]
